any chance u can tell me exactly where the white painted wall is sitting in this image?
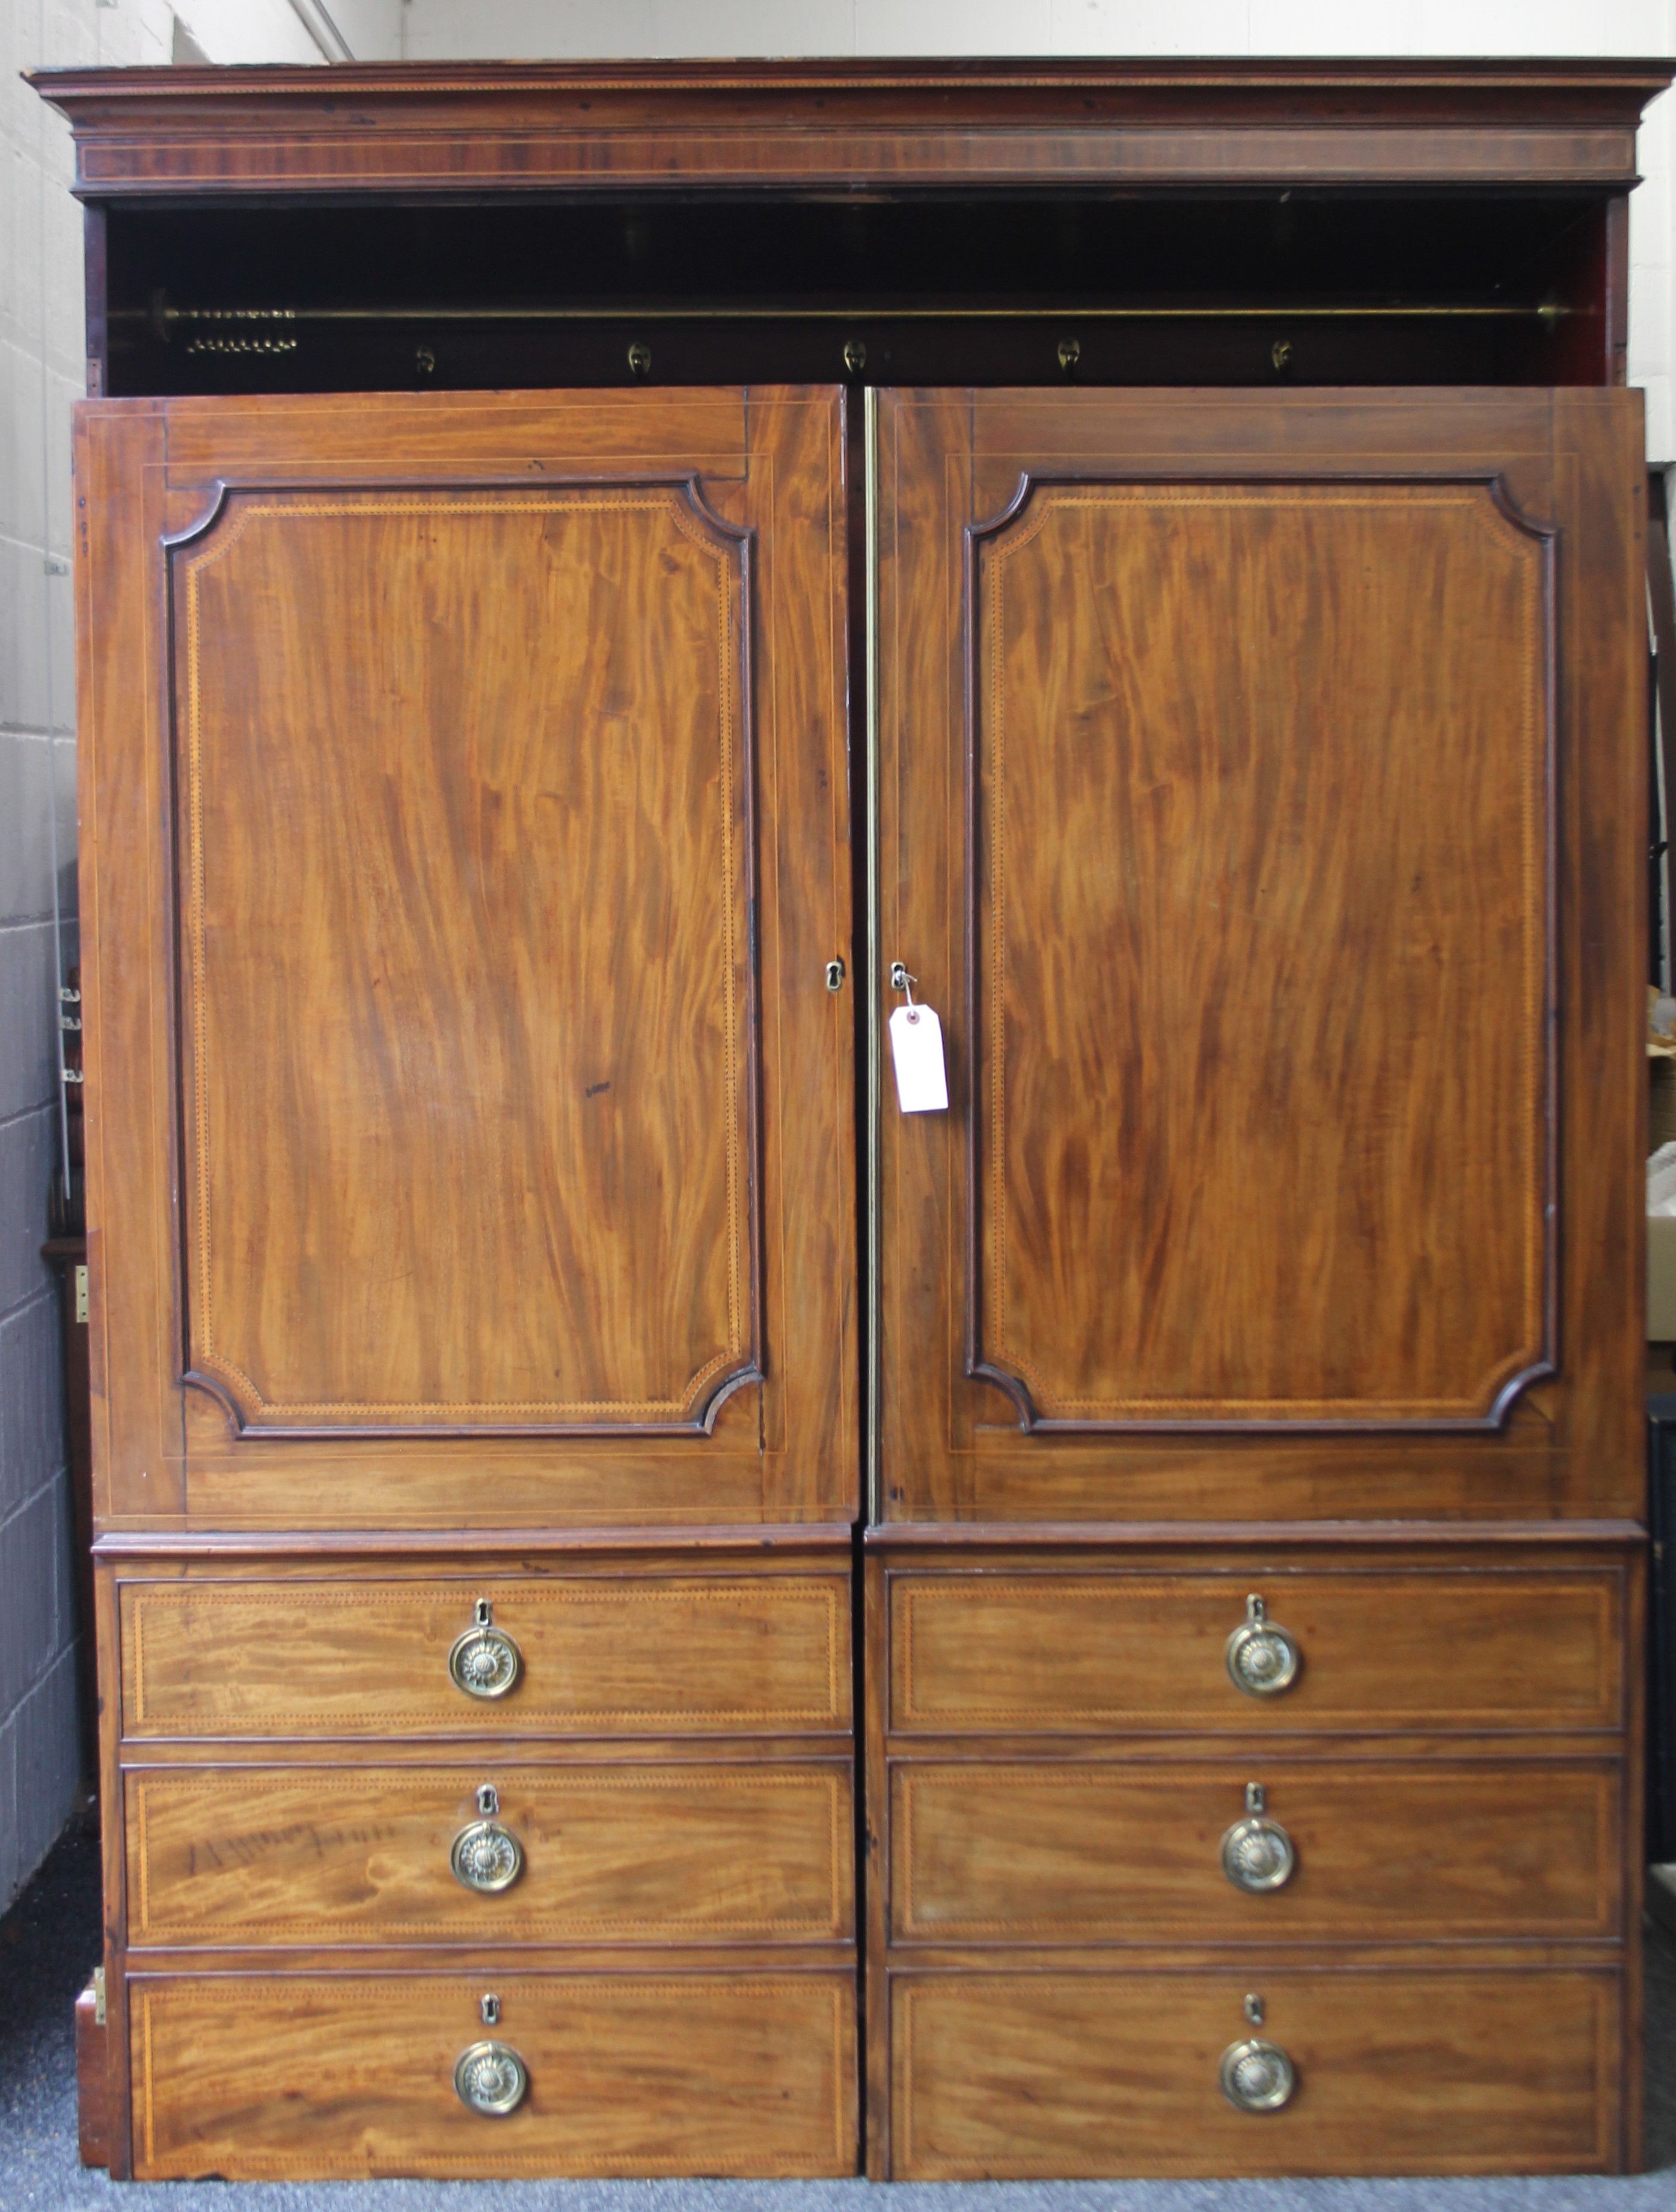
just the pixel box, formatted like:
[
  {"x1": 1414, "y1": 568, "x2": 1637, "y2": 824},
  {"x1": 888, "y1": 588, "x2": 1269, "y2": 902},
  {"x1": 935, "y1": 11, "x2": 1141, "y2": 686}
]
[
  {"x1": 402, "y1": 1, "x2": 1676, "y2": 459},
  {"x1": 2, "y1": 0, "x2": 1672, "y2": 1908}
]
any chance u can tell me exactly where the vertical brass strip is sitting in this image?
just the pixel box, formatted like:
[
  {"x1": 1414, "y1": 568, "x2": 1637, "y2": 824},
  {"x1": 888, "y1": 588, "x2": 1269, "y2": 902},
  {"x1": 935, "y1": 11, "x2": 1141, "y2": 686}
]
[{"x1": 864, "y1": 386, "x2": 881, "y2": 1528}]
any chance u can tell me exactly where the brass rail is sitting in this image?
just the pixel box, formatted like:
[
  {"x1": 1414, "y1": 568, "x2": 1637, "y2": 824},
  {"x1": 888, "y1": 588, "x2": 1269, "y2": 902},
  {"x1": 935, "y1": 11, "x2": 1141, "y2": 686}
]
[{"x1": 117, "y1": 299, "x2": 1569, "y2": 327}]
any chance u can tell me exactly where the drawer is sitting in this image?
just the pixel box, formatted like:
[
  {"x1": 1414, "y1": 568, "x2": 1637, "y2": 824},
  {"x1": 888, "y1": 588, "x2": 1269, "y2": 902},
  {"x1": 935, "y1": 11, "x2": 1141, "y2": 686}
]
[
  {"x1": 127, "y1": 1762, "x2": 853, "y2": 1947},
  {"x1": 120, "y1": 1573, "x2": 850, "y2": 1739},
  {"x1": 889, "y1": 1758, "x2": 1622, "y2": 1944},
  {"x1": 129, "y1": 1970, "x2": 857, "y2": 2179},
  {"x1": 888, "y1": 1967, "x2": 1622, "y2": 2177},
  {"x1": 888, "y1": 1568, "x2": 1622, "y2": 1735}
]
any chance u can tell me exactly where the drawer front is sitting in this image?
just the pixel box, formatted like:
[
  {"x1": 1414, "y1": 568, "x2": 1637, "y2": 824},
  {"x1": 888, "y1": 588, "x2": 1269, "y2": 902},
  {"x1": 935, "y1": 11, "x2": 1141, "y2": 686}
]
[
  {"x1": 130, "y1": 1971, "x2": 858, "y2": 2179},
  {"x1": 889, "y1": 1968, "x2": 1621, "y2": 2177},
  {"x1": 888, "y1": 1569, "x2": 1622, "y2": 1735},
  {"x1": 121, "y1": 1575, "x2": 850, "y2": 1739},
  {"x1": 128, "y1": 1763, "x2": 853, "y2": 1946},
  {"x1": 890, "y1": 1759, "x2": 1622, "y2": 1944}
]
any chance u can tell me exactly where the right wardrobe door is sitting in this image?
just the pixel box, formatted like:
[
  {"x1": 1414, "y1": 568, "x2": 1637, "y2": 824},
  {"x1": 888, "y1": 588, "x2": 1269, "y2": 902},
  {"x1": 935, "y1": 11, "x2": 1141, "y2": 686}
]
[{"x1": 873, "y1": 388, "x2": 1645, "y2": 1528}]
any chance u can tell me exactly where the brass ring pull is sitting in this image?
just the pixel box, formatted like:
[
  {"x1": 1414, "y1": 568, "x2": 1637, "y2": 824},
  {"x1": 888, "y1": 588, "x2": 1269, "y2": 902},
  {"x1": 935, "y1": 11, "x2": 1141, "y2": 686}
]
[
  {"x1": 1219, "y1": 2037, "x2": 1295, "y2": 2112},
  {"x1": 1221, "y1": 1795, "x2": 1297, "y2": 1893},
  {"x1": 450, "y1": 1819, "x2": 524, "y2": 1894},
  {"x1": 454, "y1": 2039, "x2": 528, "y2": 2116},
  {"x1": 448, "y1": 1599, "x2": 522, "y2": 1700},
  {"x1": 1225, "y1": 1594, "x2": 1300, "y2": 1699}
]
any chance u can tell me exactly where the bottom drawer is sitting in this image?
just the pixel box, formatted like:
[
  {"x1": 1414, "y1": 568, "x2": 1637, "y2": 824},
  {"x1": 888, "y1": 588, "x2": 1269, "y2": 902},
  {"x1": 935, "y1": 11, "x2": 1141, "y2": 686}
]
[
  {"x1": 889, "y1": 1967, "x2": 1623, "y2": 2178},
  {"x1": 130, "y1": 1971, "x2": 857, "y2": 2179}
]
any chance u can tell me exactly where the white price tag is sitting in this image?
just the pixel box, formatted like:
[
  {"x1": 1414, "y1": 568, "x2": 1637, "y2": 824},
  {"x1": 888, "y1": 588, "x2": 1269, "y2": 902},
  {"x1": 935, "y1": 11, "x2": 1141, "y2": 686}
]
[{"x1": 889, "y1": 1003, "x2": 949, "y2": 1114}]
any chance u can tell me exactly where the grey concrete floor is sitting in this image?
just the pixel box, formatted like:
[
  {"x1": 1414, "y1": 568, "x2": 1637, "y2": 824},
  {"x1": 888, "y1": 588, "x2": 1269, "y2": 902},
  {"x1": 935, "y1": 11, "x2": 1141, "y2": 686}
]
[{"x1": 2, "y1": 1818, "x2": 1673, "y2": 2210}]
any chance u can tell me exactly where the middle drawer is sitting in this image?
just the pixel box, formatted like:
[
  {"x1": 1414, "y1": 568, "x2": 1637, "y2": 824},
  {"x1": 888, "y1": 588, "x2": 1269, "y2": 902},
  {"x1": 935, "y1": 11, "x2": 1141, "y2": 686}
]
[
  {"x1": 888, "y1": 1757, "x2": 1622, "y2": 1944},
  {"x1": 126, "y1": 1762, "x2": 853, "y2": 1947}
]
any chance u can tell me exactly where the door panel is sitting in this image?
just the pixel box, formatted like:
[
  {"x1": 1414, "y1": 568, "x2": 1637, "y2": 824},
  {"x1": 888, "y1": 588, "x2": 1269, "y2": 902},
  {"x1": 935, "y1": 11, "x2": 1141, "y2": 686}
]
[
  {"x1": 177, "y1": 483, "x2": 756, "y2": 1433},
  {"x1": 78, "y1": 389, "x2": 854, "y2": 1521},
  {"x1": 972, "y1": 479, "x2": 1550, "y2": 1428},
  {"x1": 876, "y1": 390, "x2": 1643, "y2": 1519}
]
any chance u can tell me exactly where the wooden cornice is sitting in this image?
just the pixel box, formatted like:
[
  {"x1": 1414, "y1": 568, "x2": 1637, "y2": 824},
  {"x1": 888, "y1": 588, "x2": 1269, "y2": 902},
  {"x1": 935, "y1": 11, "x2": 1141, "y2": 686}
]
[{"x1": 28, "y1": 57, "x2": 1676, "y2": 198}]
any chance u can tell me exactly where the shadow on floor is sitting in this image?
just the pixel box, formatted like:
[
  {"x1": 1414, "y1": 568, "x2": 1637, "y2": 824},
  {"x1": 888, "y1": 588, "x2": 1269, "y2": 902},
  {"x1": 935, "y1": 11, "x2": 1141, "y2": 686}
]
[{"x1": 2, "y1": 1819, "x2": 1672, "y2": 2209}]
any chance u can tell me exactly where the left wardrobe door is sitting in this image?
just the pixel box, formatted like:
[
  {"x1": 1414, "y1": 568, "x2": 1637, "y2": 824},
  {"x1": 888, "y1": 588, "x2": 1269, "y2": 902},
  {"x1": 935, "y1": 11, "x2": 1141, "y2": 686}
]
[{"x1": 76, "y1": 388, "x2": 856, "y2": 1531}]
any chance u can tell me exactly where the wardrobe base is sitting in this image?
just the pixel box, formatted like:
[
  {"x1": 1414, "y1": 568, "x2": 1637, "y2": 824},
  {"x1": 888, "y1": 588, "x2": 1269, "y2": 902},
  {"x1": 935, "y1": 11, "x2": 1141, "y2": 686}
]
[{"x1": 863, "y1": 1525, "x2": 1645, "y2": 2180}]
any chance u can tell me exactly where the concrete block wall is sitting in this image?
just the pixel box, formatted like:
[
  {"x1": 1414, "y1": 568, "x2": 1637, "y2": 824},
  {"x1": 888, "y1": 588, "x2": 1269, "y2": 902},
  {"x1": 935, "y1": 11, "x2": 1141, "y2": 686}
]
[
  {"x1": 0, "y1": 0, "x2": 148, "y2": 1914},
  {"x1": 2, "y1": 0, "x2": 1672, "y2": 1910},
  {"x1": 0, "y1": 0, "x2": 355, "y2": 1915}
]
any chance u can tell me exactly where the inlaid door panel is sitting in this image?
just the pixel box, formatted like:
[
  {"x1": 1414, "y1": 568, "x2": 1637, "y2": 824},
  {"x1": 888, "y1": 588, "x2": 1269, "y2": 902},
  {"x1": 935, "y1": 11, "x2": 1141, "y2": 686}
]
[
  {"x1": 176, "y1": 483, "x2": 756, "y2": 1436},
  {"x1": 76, "y1": 390, "x2": 854, "y2": 1524},
  {"x1": 875, "y1": 389, "x2": 1644, "y2": 1521}
]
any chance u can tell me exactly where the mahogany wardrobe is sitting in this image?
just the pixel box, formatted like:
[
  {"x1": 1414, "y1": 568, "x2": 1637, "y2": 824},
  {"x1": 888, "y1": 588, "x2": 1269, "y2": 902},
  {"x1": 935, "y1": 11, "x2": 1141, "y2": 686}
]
[{"x1": 34, "y1": 57, "x2": 1665, "y2": 2181}]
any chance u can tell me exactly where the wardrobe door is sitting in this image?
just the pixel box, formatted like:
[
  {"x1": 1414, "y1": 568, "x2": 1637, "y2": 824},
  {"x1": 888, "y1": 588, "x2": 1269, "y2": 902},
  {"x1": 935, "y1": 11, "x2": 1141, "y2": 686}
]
[
  {"x1": 874, "y1": 389, "x2": 1644, "y2": 1524},
  {"x1": 78, "y1": 388, "x2": 855, "y2": 1528}
]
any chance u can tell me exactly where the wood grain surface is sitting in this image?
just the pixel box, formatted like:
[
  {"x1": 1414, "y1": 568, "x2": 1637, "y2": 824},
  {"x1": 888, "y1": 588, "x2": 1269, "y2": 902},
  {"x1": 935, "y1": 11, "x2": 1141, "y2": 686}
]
[
  {"x1": 886, "y1": 1566, "x2": 1621, "y2": 1735},
  {"x1": 120, "y1": 1572, "x2": 851, "y2": 1738},
  {"x1": 31, "y1": 60, "x2": 1665, "y2": 197},
  {"x1": 970, "y1": 479, "x2": 1549, "y2": 1429},
  {"x1": 53, "y1": 58, "x2": 1659, "y2": 2193},
  {"x1": 876, "y1": 387, "x2": 1645, "y2": 1521},
  {"x1": 75, "y1": 1982, "x2": 107, "y2": 2168},
  {"x1": 887, "y1": 1966, "x2": 1620, "y2": 2176},
  {"x1": 889, "y1": 1757, "x2": 1621, "y2": 1943},
  {"x1": 174, "y1": 482, "x2": 756, "y2": 1434},
  {"x1": 74, "y1": 387, "x2": 855, "y2": 1524},
  {"x1": 130, "y1": 1970, "x2": 857, "y2": 2178},
  {"x1": 127, "y1": 1762, "x2": 853, "y2": 1946}
]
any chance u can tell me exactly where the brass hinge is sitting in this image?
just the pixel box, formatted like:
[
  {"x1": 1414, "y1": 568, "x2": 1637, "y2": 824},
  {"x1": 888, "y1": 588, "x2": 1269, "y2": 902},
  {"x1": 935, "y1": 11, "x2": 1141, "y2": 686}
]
[
  {"x1": 93, "y1": 1967, "x2": 106, "y2": 2026},
  {"x1": 74, "y1": 1265, "x2": 88, "y2": 1326}
]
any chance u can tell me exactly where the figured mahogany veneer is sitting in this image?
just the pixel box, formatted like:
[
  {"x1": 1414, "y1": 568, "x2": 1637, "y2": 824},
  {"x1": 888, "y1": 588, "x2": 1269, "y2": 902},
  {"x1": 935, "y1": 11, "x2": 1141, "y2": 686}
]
[
  {"x1": 173, "y1": 480, "x2": 759, "y2": 1435},
  {"x1": 890, "y1": 1759, "x2": 1622, "y2": 1944},
  {"x1": 126, "y1": 1762, "x2": 854, "y2": 1948},
  {"x1": 889, "y1": 1968, "x2": 1622, "y2": 2177},
  {"x1": 31, "y1": 60, "x2": 1668, "y2": 198},
  {"x1": 75, "y1": 386, "x2": 854, "y2": 1524},
  {"x1": 128, "y1": 1972, "x2": 858, "y2": 2180},
  {"x1": 877, "y1": 386, "x2": 1644, "y2": 1518},
  {"x1": 864, "y1": 1533, "x2": 1645, "y2": 2177},
  {"x1": 885, "y1": 1565, "x2": 1623, "y2": 1736},
  {"x1": 119, "y1": 1572, "x2": 851, "y2": 1740},
  {"x1": 44, "y1": 54, "x2": 1665, "y2": 2190},
  {"x1": 968, "y1": 477, "x2": 1552, "y2": 1430}
]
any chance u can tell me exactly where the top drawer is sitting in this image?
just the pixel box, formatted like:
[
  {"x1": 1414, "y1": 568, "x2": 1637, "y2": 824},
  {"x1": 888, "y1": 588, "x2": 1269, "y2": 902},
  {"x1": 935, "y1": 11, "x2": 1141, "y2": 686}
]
[
  {"x1": 120, "y1": 1572, "x2": 851, "y2": 1741},
  {"x1": 887, "y1": 1567, "x2": 1624, "y2": 1737}
]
